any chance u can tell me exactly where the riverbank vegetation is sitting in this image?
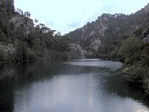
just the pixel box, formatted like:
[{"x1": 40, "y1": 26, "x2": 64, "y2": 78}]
[{"x1": 117, "y1": 37, "x2": 149, "y2": 94}]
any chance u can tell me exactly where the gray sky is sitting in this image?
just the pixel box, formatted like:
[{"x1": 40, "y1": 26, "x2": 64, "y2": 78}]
[{"x1": 14, "y1": 0, "x2": 149, "y2": 34}]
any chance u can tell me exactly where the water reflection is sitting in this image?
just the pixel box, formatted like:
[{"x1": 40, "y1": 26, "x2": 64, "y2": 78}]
[
  {"x1": 0, "y1": 60, "x2": 148, "y2": 112},
  {"x1": 64, "y1": 59, "x2": 123, "y2": 70}
]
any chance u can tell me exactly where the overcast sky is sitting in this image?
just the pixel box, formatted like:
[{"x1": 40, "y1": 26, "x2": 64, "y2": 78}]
[{"x1": 14, "y1": 0, "x2": 149, "y2": 34}]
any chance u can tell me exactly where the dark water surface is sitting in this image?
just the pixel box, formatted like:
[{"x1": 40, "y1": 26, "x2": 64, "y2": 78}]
[{"x1": 0, "y1": 59, "x2": 148, "y2": 112}]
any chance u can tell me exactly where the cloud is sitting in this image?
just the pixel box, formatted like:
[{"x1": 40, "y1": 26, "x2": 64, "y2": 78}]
[{"x1": 67, "y1": 21, "x2": 81, "y2": 28}]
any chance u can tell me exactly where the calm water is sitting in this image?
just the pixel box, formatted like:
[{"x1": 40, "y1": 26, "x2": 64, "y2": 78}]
[{"x1": 0, "y1": 59, "x2": 148, "y2": 112}]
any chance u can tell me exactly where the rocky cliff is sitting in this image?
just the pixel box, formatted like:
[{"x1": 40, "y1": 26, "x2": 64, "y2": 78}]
[{"x1": 10, "y1": 16, "x2": 34, "y2": 35}]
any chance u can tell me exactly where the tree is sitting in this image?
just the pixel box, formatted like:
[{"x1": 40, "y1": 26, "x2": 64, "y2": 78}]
[
  {"x1": 34, "y1": 19, "x2": 39, "y2": 26},
  {"x1": 24, "y1": 11, "x2": 31, "y2": 18},
  {"x1": 16, "y1": 8, "x2": 23, "y2": 15},
  {"x1": 118, "y1": 37, "x2": 144, "y2": 62},
  {"x1": 16, "y1": 41, "x2": 29, "y2": 62},
  {"x1": 55, "y1": 32, "x2": 61, "y2": 37}
]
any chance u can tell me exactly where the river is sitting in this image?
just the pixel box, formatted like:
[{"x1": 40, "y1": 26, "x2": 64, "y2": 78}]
[{"x1": 0, "y1": 59, "x2": 148, "y2": 112}]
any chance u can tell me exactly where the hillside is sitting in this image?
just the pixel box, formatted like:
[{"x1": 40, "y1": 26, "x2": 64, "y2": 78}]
[
  {"x1": 0, "y1": 0, "x2": 87, "y2": 65},
  {"x1": 67, "y1": 3, "x2": 149, "y2": 58},
  {"x1": 67, "y1": 4, "x2": 149, "y2": 94}
]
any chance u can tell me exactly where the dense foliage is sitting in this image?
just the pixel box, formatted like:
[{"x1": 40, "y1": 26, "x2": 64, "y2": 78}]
[
  {"x1": 117, "y1": 37, "x2": 149, "y2": 94},
  {"x1": 0, "y1": 1, "x2": 71, "y2": 65}
]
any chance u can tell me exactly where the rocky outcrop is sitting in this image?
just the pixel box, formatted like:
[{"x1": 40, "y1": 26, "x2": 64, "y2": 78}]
[
  {"x1": 10, "y1": 16, "x2": 34, "y2": 35},
  {"x1": 68, "y1": 43, "x2": 87, "y2": 59}
]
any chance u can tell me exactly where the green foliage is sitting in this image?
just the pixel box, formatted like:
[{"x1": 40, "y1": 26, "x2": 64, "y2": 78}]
[
  {"x1": 16, "y1": 41, "x2": 29, "y2": 62},
  {"x1": 108, "y1": 47, "x2": 119, "y2": 59},
  {"x1": 0, "y1": 48, "x2": 15, "y2": 65},
  {"x1": 56, "y1": 37, "x2": 70, "y2": 51},
  {"x1": 124, "y1": 64, "x2": 149, "y2": 94},
  {"x1": 15, "y1": 41, "x2": 37, "y2": 62},
  {"x1": 118, "y1": 37, "x2": 144, "y2": 63},
  {"x1": 0, "y1": 0, "x2": 72, "y2": 63},
  {"x1": 124, "y1": 65, "x2": 148, "y2": 82},
  {"x1": 27, "y1": 49, "x2": 36, "y2": 61},
  {"x1": 141, "y1": 43, "x2": 149, "y2": 66},
  {"x1": 118, "y1": 37, "x2": 149, "y2": 93},
  {"x1": 23, "y1": 11, "x2": 31, "y2": 18},
  {"x1": 141, "y1": 54, "x2": 149, "y2": 66}
]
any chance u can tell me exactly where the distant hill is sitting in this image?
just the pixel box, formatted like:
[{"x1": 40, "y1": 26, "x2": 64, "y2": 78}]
[{"x1": 67, "y1": 3, "x2": 149, "y2": 57}]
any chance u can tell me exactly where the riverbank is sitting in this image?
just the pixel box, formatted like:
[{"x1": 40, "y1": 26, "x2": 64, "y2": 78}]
[{"x1": 99, "y1": 37, "x2": 149, "y2": 95}]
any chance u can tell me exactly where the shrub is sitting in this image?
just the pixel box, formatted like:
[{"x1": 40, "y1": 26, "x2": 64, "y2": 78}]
[
  {"x1": 118, "y1": 37, "x2": 144, "y2": 61},
  {"x1": 124, "y1": 64, "x2": 148, "y2": 83}
]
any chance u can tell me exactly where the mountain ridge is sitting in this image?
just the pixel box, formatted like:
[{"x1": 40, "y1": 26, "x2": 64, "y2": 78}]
[{"x1": 67, "y1": 3, "x2": 149, "y2": 57}]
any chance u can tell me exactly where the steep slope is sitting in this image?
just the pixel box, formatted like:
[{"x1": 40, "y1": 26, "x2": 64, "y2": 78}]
[{"x1": 67, "y1": 3, "x2": 149, "y2": 58}]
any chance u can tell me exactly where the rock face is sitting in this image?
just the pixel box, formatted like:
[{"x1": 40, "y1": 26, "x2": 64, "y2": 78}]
[
  {"x1": 10, "y1": 16, "x2": 34, "y2": 35},
  {"x1": 68, "y1": 43, "x2": 87, "y2": 59}
]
